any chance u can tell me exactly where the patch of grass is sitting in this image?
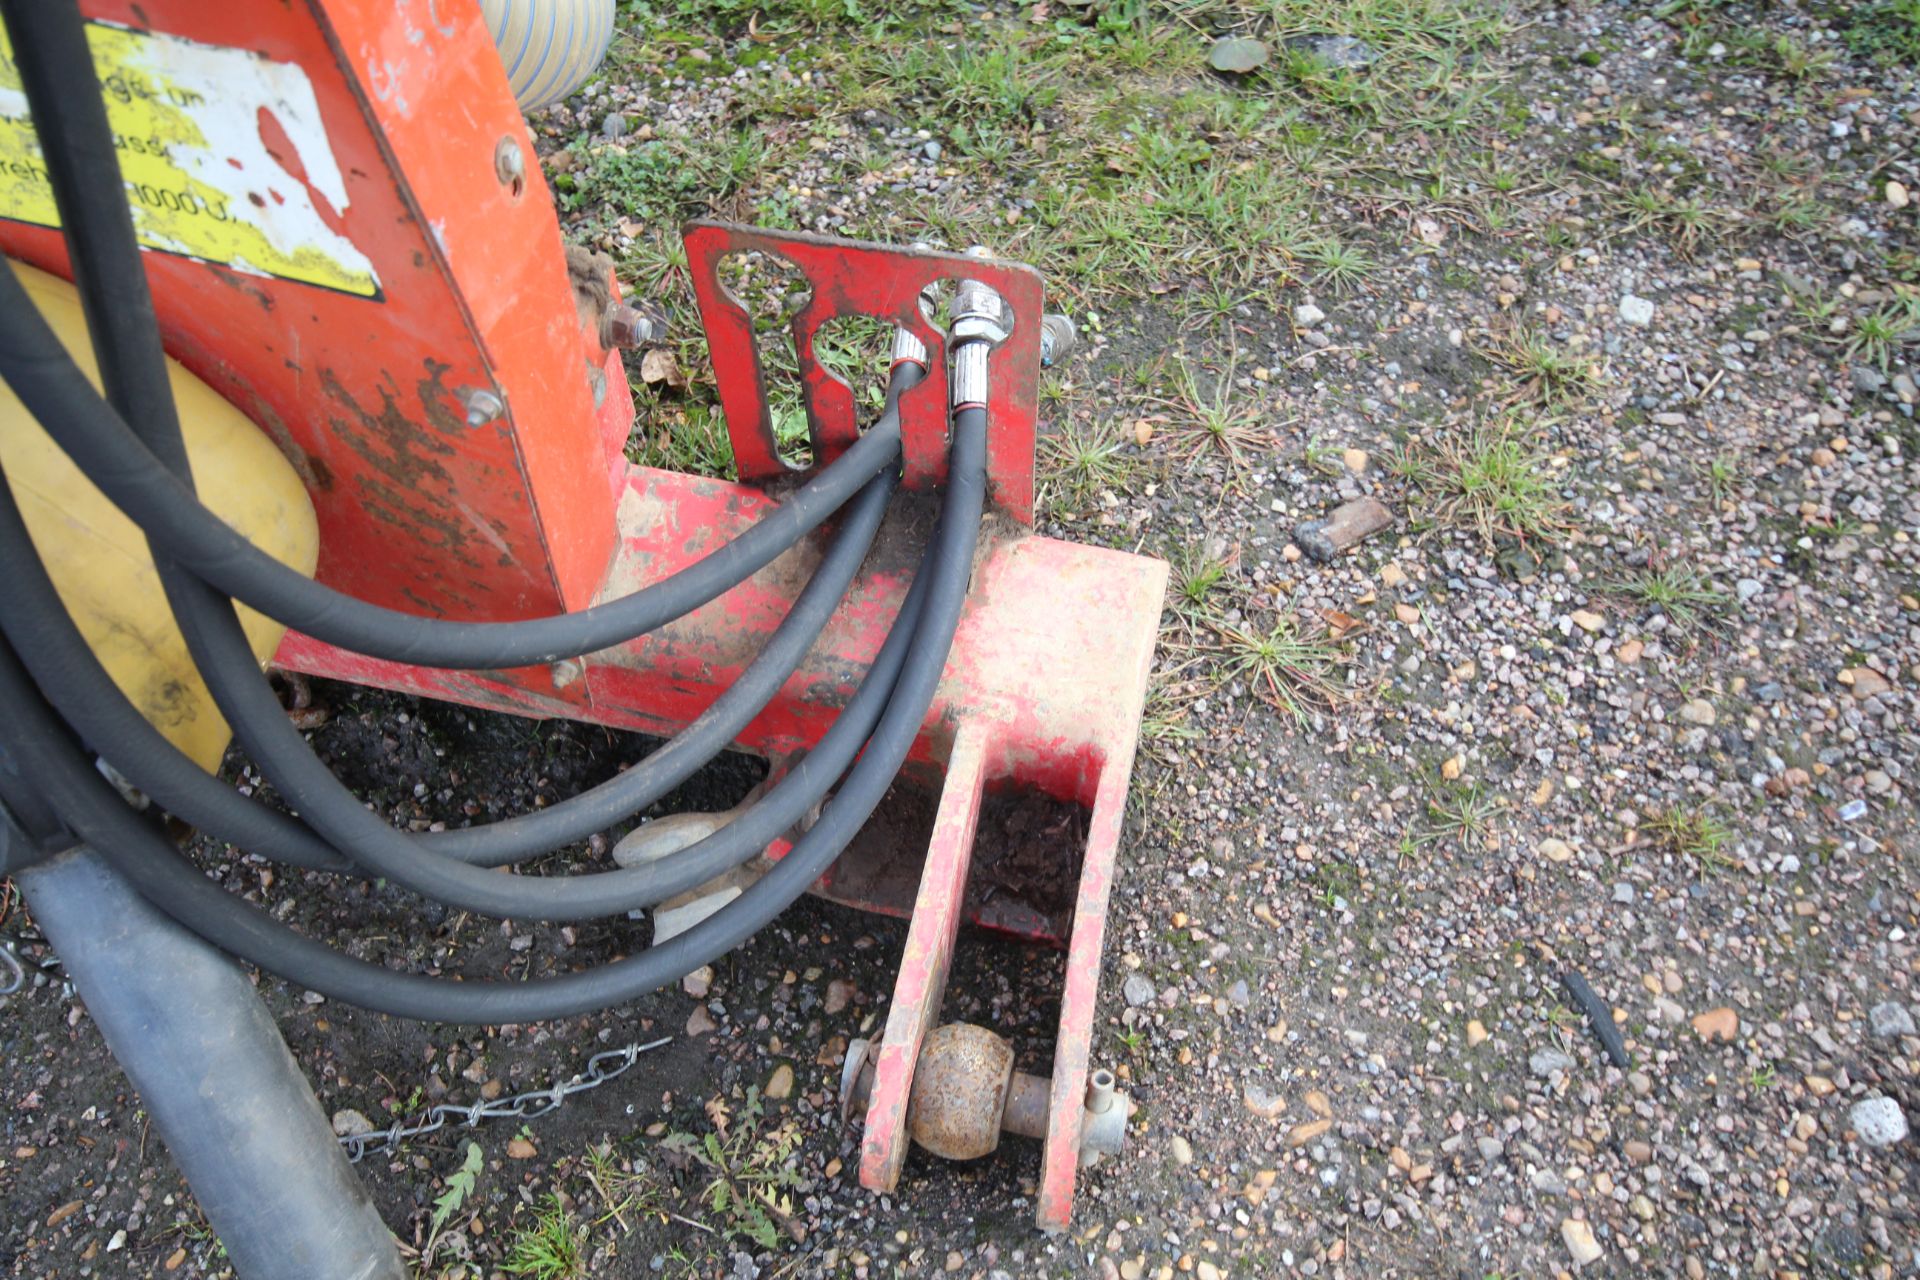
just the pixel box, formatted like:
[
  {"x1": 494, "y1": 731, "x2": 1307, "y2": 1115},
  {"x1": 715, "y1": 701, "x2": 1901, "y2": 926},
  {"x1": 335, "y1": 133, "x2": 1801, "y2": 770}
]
[
  {"x1": 1302, "y1": 433, "x2": 1345, "y2": 476},
  {"x1": 1845, "y1": 0, "x2": 1920, "y2": 65},
  {"x1": 1041, "y1": 419, "x2": 1139, "y2": 510},
  {"x1": 581, "y1": 1143, "x2": 672, "y2": 1236},
  {"x1": 628, "y1": 403, "x2": 735, "y2": 478},
  {"x1": 1210, "y1": 613, "x2": 1353, "y2": 724},
  {"x1": 1843, "y1": 295, "x2": 1920, "y2": 372},
  {"x1": 1295, "y1": 236, "x2": 1377, "y2": 293},
  {"x1": 1417, "y1": 780, "x2": 1504, "y2": 848},
  {"x1": 1139, "y1": 677, "x2": 1206, "y2": 762},
  {"x1": 1262, "y1": 0, "x2": 1511, "y2": 131},
  {"x1": 1760, "y1": 189, "x2": 1828, "y2": 236},
  {"x1": 661, "y1": 1087, "x2": 803, "y2": 1249},
  {"x1": 1486, "y1": 329, "x2": 1598, "y2": 405},
  {"x1": 1145, "y1": 364, "x2": 1272, "y2": 470},
  {"x1": 1170, "y1": 545, "x2": 1231, "y2": 616},
  {"x1": 1408, "y1": 421, "x2": 1568, "y2": 547},
  {"x1": 1645, "y1": 805, "x2": 1736, "y2": 871},
  {"x1": 503, "y1": 1194, "x2": 587, "y2": 1280},
  {"x1": 1614, "y1": 187, "x2": 1725, "y2": 256},
  {"x1": 1702, "y1": 453, "x2": 1742, "y2": 503},
  {"x1": 1607, "y1": 558, "x2": 1729, "y2": 634}
]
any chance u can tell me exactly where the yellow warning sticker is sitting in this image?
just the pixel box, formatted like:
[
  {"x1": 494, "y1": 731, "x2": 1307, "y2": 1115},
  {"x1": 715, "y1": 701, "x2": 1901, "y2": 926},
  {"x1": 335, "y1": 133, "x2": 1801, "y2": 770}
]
[{"x1": 0, "y1": 21, "x2": 380, "y2": 298}]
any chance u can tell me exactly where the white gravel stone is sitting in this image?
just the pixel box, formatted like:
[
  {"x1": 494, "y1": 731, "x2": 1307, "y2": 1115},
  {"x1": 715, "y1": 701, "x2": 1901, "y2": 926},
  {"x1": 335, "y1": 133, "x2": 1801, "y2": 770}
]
[
  {"x1": 1851, "y1": 1096, "x2": 1910, "y2": 1148},
  {"x1": 1530, "y1": 1048, "x2": 1575, "y2": 1078},
  {"x1": 1618, "y1": 294, "x2": 1655, "y2": 327},
  {"x1": 1870, "y1": 1001, "x2": 1916, "y2": 1039}
]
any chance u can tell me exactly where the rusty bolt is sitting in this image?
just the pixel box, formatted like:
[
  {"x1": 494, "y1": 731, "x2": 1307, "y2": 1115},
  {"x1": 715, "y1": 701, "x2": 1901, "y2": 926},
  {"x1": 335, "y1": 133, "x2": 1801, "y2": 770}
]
[
  {"x1": 840, "y1": 1024, "x2": 1132, "y2": 1168},
  {"x1": 550, "y1": 657, "x2": 585, "y2": 689},
  {"x1": 494, "y1": 136, "x2": 526, "y2": 196},
  {"x1": 607, "y1": 301, "x2": 668, "y2": 349}
]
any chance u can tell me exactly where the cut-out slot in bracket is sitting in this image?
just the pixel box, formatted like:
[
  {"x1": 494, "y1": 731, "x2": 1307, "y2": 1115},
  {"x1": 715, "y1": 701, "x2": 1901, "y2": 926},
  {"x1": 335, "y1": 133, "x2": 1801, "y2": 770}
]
[{"x1": 683, "y1": 222, "x2": 1045, "y2": 524}]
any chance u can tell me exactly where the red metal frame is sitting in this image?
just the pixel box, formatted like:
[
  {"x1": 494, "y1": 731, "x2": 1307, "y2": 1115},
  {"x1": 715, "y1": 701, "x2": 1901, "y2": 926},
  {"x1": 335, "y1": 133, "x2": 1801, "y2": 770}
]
[{"x1": 0, "y1": 0, "x2": 1166, "y2": 1231}]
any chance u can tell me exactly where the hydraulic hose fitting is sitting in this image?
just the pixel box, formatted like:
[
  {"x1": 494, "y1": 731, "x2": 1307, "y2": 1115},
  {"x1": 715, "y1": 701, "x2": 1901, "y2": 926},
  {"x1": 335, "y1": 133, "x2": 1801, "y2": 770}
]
[
  {"x1": 891, "y1": 327, "x2": 929, "y2": 372},
  {"x1": 1039, "y1": 313, "x2": 1077, "y2": 367},
  {"x1": 948, "y1": 277, "x2": 1010, "y2": 412}
]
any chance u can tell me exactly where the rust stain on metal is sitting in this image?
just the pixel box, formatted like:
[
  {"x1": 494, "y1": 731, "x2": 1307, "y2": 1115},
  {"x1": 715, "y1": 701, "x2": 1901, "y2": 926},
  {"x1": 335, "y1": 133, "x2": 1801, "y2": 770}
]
[
  {"x1": 905, "y1": 1023, "x2": 1014, "y2": 1161},
  {"x1": 247, "y1": 393, "x2": 331, "y2": 490}
]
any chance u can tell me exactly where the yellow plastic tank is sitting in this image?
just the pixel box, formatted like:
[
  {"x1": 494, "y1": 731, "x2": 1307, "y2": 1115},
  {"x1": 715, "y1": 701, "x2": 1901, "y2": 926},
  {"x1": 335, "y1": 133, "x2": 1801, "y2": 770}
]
[{"x1": 0, "y1": 260, "x2": 319, "y2": 773}]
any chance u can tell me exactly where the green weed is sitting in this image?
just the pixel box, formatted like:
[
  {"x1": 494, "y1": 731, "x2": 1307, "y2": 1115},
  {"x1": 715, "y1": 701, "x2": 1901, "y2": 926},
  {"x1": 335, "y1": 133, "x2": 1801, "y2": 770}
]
[
  {"x1": 1844, "y1": 295, "x2": 1920, "y2": 372},
  {"x1": 1487, "y1": 329, "x2": 1598, "y2": 404},
  {"x1": 1607, "y1": 559, "x2": 1729, "y2": 634},
  {"x1": 1409, "y1": 421, "x2": 1568, "y2": 547},
  {"x1": 1645, "y1": 806, "x2": 1736, "y2": 871},
  {"x1": 1041, "y1": 419, "x2": 1138, "y2": 510},
  {"x1": 1211, "y1": 614, "x2": 1353, "y2": 724},
  {"x1": 1702, "y1": 454, "x2": 1742, "y2": 503},
  {"x1": 661, "y1": 1088, "x2": 803, "y2": 1249},
  {"x1": 1145, "y1": 364, "x2": 1272, "y2": 470},
  {"x1": 628, "y1": 403, "x2": 735, "y2": 478},
  {"x1": 503, "y1": 1195, "x2": 587, "y2": 1280},
  {"x1": 422, "y1": 1142, "x2": 484, "y2": 1267},
  {"x1": 1846, "y1": 0, "x2": 1920, "y2": 65},
  {"x1": 1418, "y1": 780, "x2": 1504, "y2": 848},
  {"x1": 1171, "y1": 546, "x2": 1231, "y2": 615}
]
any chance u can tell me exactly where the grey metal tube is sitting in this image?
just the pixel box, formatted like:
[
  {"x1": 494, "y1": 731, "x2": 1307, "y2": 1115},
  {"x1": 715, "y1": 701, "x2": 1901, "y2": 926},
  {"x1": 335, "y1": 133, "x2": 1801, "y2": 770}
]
[{"x1": 16, "y1": 846, "x2": 405, "y2": 1280}]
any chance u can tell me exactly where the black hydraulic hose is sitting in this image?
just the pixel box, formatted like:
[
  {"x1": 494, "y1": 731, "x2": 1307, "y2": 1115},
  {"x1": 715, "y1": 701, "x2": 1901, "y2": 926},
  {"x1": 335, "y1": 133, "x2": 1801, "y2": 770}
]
[
  {"x1": 0, "y1": 403, "x2": 932, "y2": 913},
  {"x1": 418, "y1": 459, "x2": 901, "y2": 867},
  {"x1": 0, "y1": 459, "x2": 903, "y2": 876},
  {"x1": 0, "y1": 442, "x2": 935, "y2": 909},
  {"x1": 0, "y1": 264, "x2": 901, "y2": 670},
  {"x1": 0, "y1": 405, "x2": 985, "y2": 1023}
]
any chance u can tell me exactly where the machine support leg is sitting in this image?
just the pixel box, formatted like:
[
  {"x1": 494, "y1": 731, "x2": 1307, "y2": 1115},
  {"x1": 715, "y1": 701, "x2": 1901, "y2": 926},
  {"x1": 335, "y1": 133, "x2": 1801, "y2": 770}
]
[
  {"x1": 859, "y1": 721, "x2": 991, "y2": 1193},
  {"x1": 17, "y1": 846, "x2": 405, "y2": 1280}
]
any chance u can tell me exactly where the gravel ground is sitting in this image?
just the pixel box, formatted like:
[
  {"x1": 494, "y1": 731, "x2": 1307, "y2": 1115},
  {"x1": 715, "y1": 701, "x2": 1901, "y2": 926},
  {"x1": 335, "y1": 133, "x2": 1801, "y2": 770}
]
[{"x1": 5, "y1": 0, "x2": 1920, "y2": 1276}]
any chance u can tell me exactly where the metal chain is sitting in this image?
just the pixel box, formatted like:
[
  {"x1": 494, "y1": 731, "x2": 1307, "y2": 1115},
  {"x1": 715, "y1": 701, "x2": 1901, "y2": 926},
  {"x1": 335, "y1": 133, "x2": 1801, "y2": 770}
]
[
  {"x1": 337, "y1": 1036, "x2": 672, "y2": 1163},
  {"x1": 0, "y1": 943, "x2": 23, "y2": 997}
]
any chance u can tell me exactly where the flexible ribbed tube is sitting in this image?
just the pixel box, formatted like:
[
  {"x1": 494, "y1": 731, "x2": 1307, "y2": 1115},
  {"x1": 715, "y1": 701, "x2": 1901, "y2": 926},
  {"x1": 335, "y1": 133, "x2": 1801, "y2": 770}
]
[{"x1": 481, "y1": 0, "x2": 615, "y2": 111}]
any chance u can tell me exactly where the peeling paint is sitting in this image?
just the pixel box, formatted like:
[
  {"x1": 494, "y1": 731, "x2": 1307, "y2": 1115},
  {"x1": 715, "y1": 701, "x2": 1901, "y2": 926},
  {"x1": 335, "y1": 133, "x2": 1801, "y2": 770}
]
[{"x1": 0, "y1": 20, "x2": 380, "y2": 296}]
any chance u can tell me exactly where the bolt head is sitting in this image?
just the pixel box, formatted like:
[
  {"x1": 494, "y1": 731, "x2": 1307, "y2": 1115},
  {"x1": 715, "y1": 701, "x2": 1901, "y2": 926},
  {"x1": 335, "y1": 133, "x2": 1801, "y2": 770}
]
[
  {"x1": 950, "y1": 279, "x2": 1011, "y2": 347},
  {"x1": 462, "y1": 388, "x2": 504, "y2": 426},
  {"x1": 608, "y1": 302, "x2": 667, "y2": 348}
]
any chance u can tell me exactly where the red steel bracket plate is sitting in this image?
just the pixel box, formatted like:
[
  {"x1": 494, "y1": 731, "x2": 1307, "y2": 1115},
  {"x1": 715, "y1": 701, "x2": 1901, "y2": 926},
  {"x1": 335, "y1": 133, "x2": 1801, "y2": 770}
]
[{"x1": 684, "y1": 223, "x2": 1044, "y2": 523}]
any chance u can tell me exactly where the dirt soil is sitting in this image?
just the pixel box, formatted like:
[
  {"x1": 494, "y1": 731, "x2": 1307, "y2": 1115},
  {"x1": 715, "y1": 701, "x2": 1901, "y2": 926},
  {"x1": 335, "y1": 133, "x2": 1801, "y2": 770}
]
[{"x1": 6, "y1": 0, "x2": 1920, "y2": 1277}]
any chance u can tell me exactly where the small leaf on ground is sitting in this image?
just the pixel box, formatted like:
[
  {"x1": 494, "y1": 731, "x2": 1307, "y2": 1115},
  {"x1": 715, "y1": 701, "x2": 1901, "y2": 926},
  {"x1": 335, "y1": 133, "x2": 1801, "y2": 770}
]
[{"x1": 1208, "y1": 37, "x2": 1270, "y2": 73}]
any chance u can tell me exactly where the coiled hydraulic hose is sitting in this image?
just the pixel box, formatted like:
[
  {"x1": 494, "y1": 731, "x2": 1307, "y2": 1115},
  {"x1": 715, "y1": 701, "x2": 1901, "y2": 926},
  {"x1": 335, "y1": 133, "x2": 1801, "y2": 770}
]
[
  {"x1": 0, "y1": 0, "x2": 918, "y2": 907},
  {"x1": 0, "y1": 397, "x2": 984, "y2": 1020}
]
